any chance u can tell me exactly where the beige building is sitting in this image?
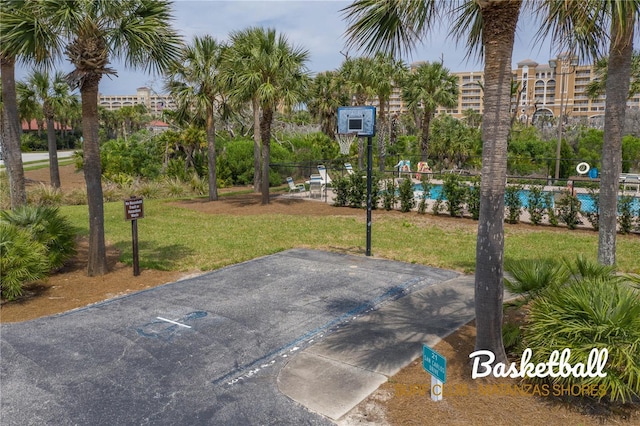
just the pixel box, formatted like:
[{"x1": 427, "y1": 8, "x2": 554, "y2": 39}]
[
  {"x1": 99, "y1": 87, "x2": 175, "y2": 115},
  {"x1": 373, "y1": 57, "x2": 640, "y2": 126}
]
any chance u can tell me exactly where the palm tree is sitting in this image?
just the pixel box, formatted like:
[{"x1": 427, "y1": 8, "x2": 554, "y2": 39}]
[
  {"x1": 21, "y1": 70, "x2": 72, "y2": 188},
  {"x1": 43, "y1": 0, "x2": 182, "y2": 276},
  {"x1": 401, "y1": 61, "x2": 459, "y2": 162},
  {"x1": 537, "y1": 1, "x2": 640, "y2": 265},
  {"x1": 308, "y1": 71, "x2": 349, "y2": 140},
  {"x1": 166, "y1": 35, "x2": 225, "y2": 201},
  {"x1": 339, "y1": 56, "x2": 376, "y2": 168},
  {"x1": 586, "y1": 50, "x2": 640, "y2": 101},
  {"x1": 370, "y1": 53, "x2": 407, "y2": 170},
  {"x1": 344, "y1": 0, "x2": 522, "y2": 363},
  {"x1": 222, "y1": 27, "x2": 310, "y2": 205}
]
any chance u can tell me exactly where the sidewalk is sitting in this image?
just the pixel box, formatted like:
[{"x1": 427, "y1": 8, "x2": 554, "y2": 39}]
[{"x1": 278, "y1": 275, "x2": 476, "y2": 422}]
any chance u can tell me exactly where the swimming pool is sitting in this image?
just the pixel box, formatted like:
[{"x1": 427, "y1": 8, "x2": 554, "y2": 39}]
[{"x1": 412, "y1": 184, "x2": 640, "y2": 214}]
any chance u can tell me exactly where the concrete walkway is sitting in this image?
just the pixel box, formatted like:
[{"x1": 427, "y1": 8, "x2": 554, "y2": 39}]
[{"x1": 1, "y1": 249, "x2": 476, "y2": 425}]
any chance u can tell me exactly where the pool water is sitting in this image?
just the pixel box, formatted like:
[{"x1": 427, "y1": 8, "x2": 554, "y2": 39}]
[{"x1": 412, "y1": 184, "x2": 640, "y2": 214}]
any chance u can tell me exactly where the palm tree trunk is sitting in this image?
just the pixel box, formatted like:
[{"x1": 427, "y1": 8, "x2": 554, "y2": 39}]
[
  {"x1": 260, "y1": 107, "x2": 273, "y2": 205},
  {"x1": 598, "y1": 12, "x2": 634, "y2": 266},
  {"x1": 81, "y1": 76, "x2": 108, "y2": 276},
  {"x1": 474, "y1": 0, "x2": 521, "y2": 365},
  {"x1": 46, "y1": 115, "x2": 61, "y2": 188},
  {"x1": 206, "y1": 106, "x2": 218, "y2": 201},
  {"x1": 0, "y1": 56, "x2": 27, "y2": 209},
  {"x1": 252, "y1": 97, "x2": 261, "y2": 193}
]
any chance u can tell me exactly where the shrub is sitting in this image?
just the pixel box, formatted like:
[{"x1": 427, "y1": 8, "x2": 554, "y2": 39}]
[
  {"x1": 0, "y1": 206, "x2": 77, "y2": 271},
  {"x1": 442, "y1": 174, "x2": 466, "y2": 217},
  {"x1": 618, "y1": 195, "x2": 636, "y2": 235},
  {"x1": 523, "y1": 273, "x2": 640, "y2": 403},
  {"x1": 382, "y1": 179, "x2": 396, "y2": 211},
  {"x1": 582, "y1": 186, "x2": 600, "y2": 231},
  {"x1": 556, "y1": 191, "x2": 580, "y2": 229},
  {"x1": 504, "y1": 258, "x2": 569, "y2": 304},
  {"x1": 417, "y1": 179, "x2": 432, "y2": 215},
  {"x1": 332, "y1": 176, "x2": 349, "y2": 207},
  {"x1": 398, "y1": 177, "x2": 415, "y2": 213},
  {"x1": 504, "y1": 184, "x2": 523, "y2": 224},
  {"x1": 467, "y1": 179, "x2": 481, "y2": 220},
  {"x1": 27, "y1": 183, "x2": 63, "y2": 206},
  {"x1": 526, "y1": 185, "x2": 546, "y2": 225},
  {"x1": 347, "y1": 172, "x2": 366, "y2": 208},
  {"x1": 0, "y1": 223, "x2": 49, "y2": 301},
  {"x1": 64, "y1": 188, "x2": 88, "y2": 205}
]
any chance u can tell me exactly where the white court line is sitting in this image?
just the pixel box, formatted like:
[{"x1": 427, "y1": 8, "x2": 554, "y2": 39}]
[{"x1": 156, "y1": 316, "x2": 191, "y2": 328}]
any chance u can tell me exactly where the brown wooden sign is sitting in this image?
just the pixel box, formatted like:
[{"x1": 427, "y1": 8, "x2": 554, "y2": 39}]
[{"x1": 124, "y1": 197, "x2": 144, "y2": 221}]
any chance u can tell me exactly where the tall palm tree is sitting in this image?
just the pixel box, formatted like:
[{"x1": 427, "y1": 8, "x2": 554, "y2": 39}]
[
  {"x1": 166, "y1": 35, "x2": 226, "y2": 201},
  {"x1": 222, "y1": 27, "x2": 310, "y2": 205},
  {"x1": 42, "y1": 0, "x2": 182, "y2": 276},
  {"x1": 370, "y1": 53, "x2": 407, "y2": 170},
  {"x1": 308, "y1": 71, "x2": 349, "y2": 140},
  {"x1": 21, "y1": 70, "x2": 72, "y2": 188},
  {"x1": 344, "y1": 0, "x2": 522, "y2": 363},
  {"x1": 401, "y1": 61, "x2": 459, "y2": 162},
  {"x1": 585, "y1": 50, "x2": 640, "y2": 101},
  {"x1": 339, "y1": 56, "x2": 376, "y2": 168},
  {"x1": 597, "y1": 5, "x2": 636, "y2": 266},
  {"x1": 536, "y1": 1, "x2": 640, "y2": 266}
]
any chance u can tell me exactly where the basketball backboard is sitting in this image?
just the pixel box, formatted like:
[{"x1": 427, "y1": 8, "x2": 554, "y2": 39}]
[{"x1": 337, "y1": 106, "x2": 376, "y2": 136}]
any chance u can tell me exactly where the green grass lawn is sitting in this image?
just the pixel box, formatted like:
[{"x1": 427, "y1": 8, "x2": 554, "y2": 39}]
[{"x1": 60, "y1": 198, "x2": 640, "y2": 274}]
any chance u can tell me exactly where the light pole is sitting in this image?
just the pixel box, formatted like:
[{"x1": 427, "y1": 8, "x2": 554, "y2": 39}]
[{"x1": 549, "y1": 54, "x2": 578, "y2": 181}]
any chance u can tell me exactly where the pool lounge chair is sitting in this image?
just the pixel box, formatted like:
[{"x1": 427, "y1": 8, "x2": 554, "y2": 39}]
[
  {"x1": 345, "y1": 163, "x2": 354, "y2": 175},
  {"x1": 309, "y1": 174, "x2": 324, "y2": 199},
  {"x1": 286, "y1": 177, "x2": 305, "y2": 194},
  {"x1": 317, "y1": 165, "x2": 332, "y2": 187},
  {"x1": 621, "y1": 173, "x2": 640, "y2": 194}
]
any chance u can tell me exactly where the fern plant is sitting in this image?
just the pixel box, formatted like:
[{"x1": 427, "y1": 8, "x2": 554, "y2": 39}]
[
  {"x1": 0, "y1": 206, "x2": 77, "y2": 271},
  {"x1": 0, "y1": 223, "x2": 49, "y2": 301}
]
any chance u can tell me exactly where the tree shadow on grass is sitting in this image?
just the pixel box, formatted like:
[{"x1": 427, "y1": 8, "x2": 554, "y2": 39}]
[{"x1": 116, "y1": 241, "x2": 195, "y2": 270}]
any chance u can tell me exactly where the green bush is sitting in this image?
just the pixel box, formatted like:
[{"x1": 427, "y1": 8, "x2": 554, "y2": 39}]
[
  {"x1": 618, "y1": 195, "x2": 636, "y2": 235},
  {"x1": 0, "y1": 223, "x2": 49, "y2": 301},
  {"x1": 557, "y1": 191, "x2": 581, "y2": 230},
  {"x1": 382, "y1": 179, "x2": 396, "y2": 211},
  {"x1": 417, "y1": 178, "x2": 432, "y2": 215},
  {"x1": 27, "y1": 183, "x2": 63, "y2": 206},
  {"x1": 505, "y1": 184, "x2": 523, "y2": 224},
  {"x1": 504, "y1": 258, "x2": 569, "y2": 304},
  {"x1": 523, "y1": 271, "x2": 640, "y2": 403},
  {"x1": 582, "y1": 186, "x2": 600, "y2": 231},
  {"x1": 333, "y1": 176, "x2": 349, "y2": 207},
  {"x1": 526, "y1": 185, "x2": 546, "y2": 226},
  {"x1": 442, "y1": 174, "x2": 466, "y2": 217},
  {"x1": 1, "y1": 206, "x2": 77, "y2": 271},
  {"x1": 466, "y1": 179, "x2": 480, "y2": 220},
  {"x1": 398, "y1": 177, "x2": 415, "y2": 213},
  {"x1": 347, "y1": 172, "x2": 367, "y2": 208}
]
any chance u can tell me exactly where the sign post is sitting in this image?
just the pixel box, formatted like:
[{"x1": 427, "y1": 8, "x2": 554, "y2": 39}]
[
  {"x1": 124, "y1": 196, "x2": 144, "y2": 276},
  {"x1": 423, "y1": 344, "x2": 446, "y2": 402}
]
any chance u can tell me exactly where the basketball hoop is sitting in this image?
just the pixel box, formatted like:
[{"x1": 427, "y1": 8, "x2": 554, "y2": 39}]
[{"x1": 336, "y1": 132, "x2": 357, "y2": 155}]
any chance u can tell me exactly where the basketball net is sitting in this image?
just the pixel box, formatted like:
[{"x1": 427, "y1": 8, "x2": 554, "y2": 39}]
[{"x1": 336, "y1": 132, "x2": 357, "y2": 155}]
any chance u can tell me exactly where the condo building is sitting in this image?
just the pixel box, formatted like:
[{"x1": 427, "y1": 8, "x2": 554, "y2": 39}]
[
  {"x1": 375, "y1": 56, "x2": 640, "y2": 126},
  {"x1": 98, "y1": 87, "x2": 175, "y2": 115}
]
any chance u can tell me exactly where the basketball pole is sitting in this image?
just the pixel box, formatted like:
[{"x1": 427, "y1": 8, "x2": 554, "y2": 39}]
[{"x1": 366, "y1": 135, "x2": 373, "y2": 256}]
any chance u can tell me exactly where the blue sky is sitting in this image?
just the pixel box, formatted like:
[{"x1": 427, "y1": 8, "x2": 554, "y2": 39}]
[{"x1": 16, "y1": 0, "x2": 596, "y2": 96}]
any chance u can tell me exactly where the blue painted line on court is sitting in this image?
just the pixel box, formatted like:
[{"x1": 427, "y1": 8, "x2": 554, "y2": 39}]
[{"x1": 210, "y1": 276, "x2": 432, "y2": 386}]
